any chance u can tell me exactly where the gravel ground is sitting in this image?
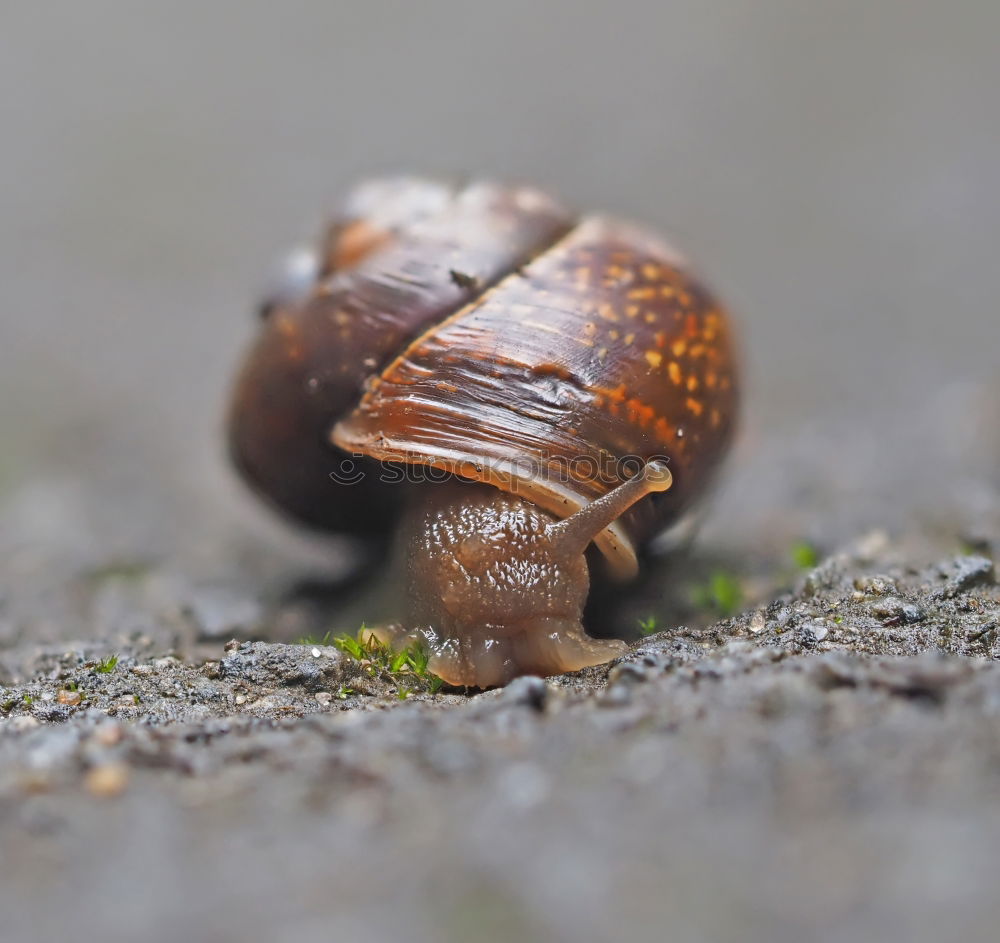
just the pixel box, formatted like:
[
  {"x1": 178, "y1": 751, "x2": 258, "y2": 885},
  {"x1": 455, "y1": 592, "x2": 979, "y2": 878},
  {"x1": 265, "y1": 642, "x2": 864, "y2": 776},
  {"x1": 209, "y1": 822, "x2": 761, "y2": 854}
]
[
  {"x1": 0, "y1": 520, "x2": 997, "y2": 942},
  {"x1": 2, "y1": 2, "x2": 999, "y2": 941}
]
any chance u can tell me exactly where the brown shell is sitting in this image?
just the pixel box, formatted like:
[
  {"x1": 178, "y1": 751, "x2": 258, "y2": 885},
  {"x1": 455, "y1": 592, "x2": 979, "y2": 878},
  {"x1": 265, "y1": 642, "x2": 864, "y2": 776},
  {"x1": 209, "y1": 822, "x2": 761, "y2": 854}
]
[
  {"x1": 227, "y1": 178, "x2": 573, "y2": 534},
  {"x1": 332, "y1": 214, "x2": 738, "y2": 577},
  {"x1": 228, "y1": 178, "x2": 739, "y2": 574}
]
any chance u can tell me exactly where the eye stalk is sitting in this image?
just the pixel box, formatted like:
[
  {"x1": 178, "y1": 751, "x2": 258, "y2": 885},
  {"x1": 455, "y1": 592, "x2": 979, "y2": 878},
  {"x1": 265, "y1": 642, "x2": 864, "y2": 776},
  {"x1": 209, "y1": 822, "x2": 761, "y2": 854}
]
[{"x1": 545, "y1": 460, "x2": 673, "y2": 559}]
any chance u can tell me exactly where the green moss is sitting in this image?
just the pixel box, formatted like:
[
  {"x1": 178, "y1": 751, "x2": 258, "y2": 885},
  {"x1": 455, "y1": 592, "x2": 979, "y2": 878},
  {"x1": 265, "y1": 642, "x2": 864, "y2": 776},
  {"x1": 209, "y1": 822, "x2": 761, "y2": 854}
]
[
  {"x1": 790, "y1": 541, "x2": 820, "y2": 569},
  {"x1": 94, "y1": 654, "x2": 119, "y2": 674},
  {"x1": 637, "y1": 616, "x2": 660, "y2": 637},
  {"x1": 330, "y1": 625, "x2": 446, "y2": 695},
  {"x1": 692, "y1": 571, "x2": 744, "y2": 617}
]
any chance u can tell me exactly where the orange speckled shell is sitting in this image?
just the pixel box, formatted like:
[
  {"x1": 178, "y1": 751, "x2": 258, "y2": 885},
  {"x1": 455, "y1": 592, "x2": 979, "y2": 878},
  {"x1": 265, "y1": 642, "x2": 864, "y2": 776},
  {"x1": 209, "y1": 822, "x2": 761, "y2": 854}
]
[
  {"x1": 228, "y1": 179, "x2": 739, "y2": 574},
  {"x1": 332, "y1": 215, "x2": 738, "y2": 577}
]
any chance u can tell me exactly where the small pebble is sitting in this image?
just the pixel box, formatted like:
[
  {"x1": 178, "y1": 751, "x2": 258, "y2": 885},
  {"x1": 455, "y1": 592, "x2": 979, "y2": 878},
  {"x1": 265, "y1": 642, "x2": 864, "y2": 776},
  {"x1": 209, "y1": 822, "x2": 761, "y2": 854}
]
[
  {"x1": 854, "y1": 575, "x2": 898, "y2": 596},
  {"x1": 799, "y1": 621, "x2": 829, "y2": 644},
  {"x1": 19, "y1": 771, "x2": 51, "y2": 794},
  {"x1": 85, "y1": 763, "x2": 130, "y2": 798},
  {"x1": 315, "y1": 692, "x2": 333, "y2": 706},
  {"x1": 853, "y1": 530, "x2": 890, "y2": 561},
  {"x1": 497, "y1": 675, "x2": 549, "y2": 711},
  {"x1": 91, "y1": 721, "x2": 125, "y2": 747},
  {"x1": 607, "y1": 662, "x2": 648, "y2": 685},
  {"x1": 935, "y1": 555, "x2": 995, "y2": 599},
  {"x1": 901, "y1": 604, "x2": 924, "y2": 623},
  {"x1": 868, "y1": 596, "x2": 924, "y2": 623},
  {"x1": 56, "y1": 690, "x2": 82, "y2": 706},
  {"x1": 234, "y1": 694, "x2": 247, "y2": 705},
  {"x1": 601, "y1": 682, "x2": 634, "y2": 707}
]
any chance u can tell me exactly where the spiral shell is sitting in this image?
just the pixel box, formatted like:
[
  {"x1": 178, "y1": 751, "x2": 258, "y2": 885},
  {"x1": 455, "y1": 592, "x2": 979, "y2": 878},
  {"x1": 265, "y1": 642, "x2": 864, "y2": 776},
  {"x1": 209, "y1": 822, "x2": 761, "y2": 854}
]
[{"x1": 229, "y1": 178, "x2": 738, "y2": 574}]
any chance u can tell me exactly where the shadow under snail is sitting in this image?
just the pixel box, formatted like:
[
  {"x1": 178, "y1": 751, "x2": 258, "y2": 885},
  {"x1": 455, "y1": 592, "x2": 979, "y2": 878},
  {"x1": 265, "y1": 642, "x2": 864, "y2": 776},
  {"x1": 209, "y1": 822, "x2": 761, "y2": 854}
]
[{"x1": 227, "y1": 177, "x2": 739, "y2": 687}]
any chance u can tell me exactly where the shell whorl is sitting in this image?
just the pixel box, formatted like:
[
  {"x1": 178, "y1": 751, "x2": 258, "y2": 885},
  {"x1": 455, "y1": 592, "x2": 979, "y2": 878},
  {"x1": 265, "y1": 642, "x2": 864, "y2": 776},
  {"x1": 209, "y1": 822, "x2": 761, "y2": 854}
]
[{"x1": 331, "y1": 206, "x2": 738, "y2": 576}]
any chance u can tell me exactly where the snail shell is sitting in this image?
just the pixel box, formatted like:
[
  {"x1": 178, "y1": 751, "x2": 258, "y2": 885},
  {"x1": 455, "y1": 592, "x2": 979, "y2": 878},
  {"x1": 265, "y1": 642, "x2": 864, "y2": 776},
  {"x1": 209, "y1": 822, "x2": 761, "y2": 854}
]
[{"x1": 228, "y1": 177, "x2": 738, "y2": 578}]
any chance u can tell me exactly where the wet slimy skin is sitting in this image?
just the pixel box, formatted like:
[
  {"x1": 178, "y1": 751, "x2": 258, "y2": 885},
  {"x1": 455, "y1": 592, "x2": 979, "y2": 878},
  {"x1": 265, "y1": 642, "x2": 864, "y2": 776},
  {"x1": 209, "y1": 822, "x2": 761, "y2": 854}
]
[{"x1": 390, "y1": 464, "x2": 672, "y2": 688}]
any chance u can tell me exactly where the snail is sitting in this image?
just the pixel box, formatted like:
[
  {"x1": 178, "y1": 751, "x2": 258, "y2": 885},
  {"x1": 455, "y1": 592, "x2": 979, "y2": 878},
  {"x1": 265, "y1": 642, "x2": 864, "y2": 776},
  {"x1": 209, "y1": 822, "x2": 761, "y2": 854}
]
[{"x1": 228, "y1": 177, "x2": 739, "y2": 687}]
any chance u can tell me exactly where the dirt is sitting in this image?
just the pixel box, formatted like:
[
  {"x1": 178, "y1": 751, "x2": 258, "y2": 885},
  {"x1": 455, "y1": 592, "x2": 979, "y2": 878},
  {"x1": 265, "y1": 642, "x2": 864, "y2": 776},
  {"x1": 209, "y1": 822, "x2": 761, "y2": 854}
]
[{"x1": 1, "y1": 514, "x2": 997, "y2": 943}]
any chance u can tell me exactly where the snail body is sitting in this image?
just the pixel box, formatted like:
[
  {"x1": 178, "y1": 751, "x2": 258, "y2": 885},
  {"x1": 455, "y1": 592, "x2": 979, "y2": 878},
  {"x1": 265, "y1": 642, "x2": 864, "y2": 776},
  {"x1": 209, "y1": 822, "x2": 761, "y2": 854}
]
[{"x1": 228, "y1": 177, "x2": 739, "y2": 687}]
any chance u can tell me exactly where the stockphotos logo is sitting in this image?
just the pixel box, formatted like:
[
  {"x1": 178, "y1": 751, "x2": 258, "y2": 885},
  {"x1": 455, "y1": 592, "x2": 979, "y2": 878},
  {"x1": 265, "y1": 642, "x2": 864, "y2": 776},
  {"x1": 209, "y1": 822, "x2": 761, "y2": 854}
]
[{"x1": 328, "y1": 452, "x2": 670, "y2": 487}]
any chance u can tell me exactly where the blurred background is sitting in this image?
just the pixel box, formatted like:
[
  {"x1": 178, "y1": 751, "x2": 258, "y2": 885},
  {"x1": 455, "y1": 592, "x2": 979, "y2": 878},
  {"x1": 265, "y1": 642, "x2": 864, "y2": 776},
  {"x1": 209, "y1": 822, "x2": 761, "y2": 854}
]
[{"x1": 1, "y1": 0, "x2": 997, "y2": 632}]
